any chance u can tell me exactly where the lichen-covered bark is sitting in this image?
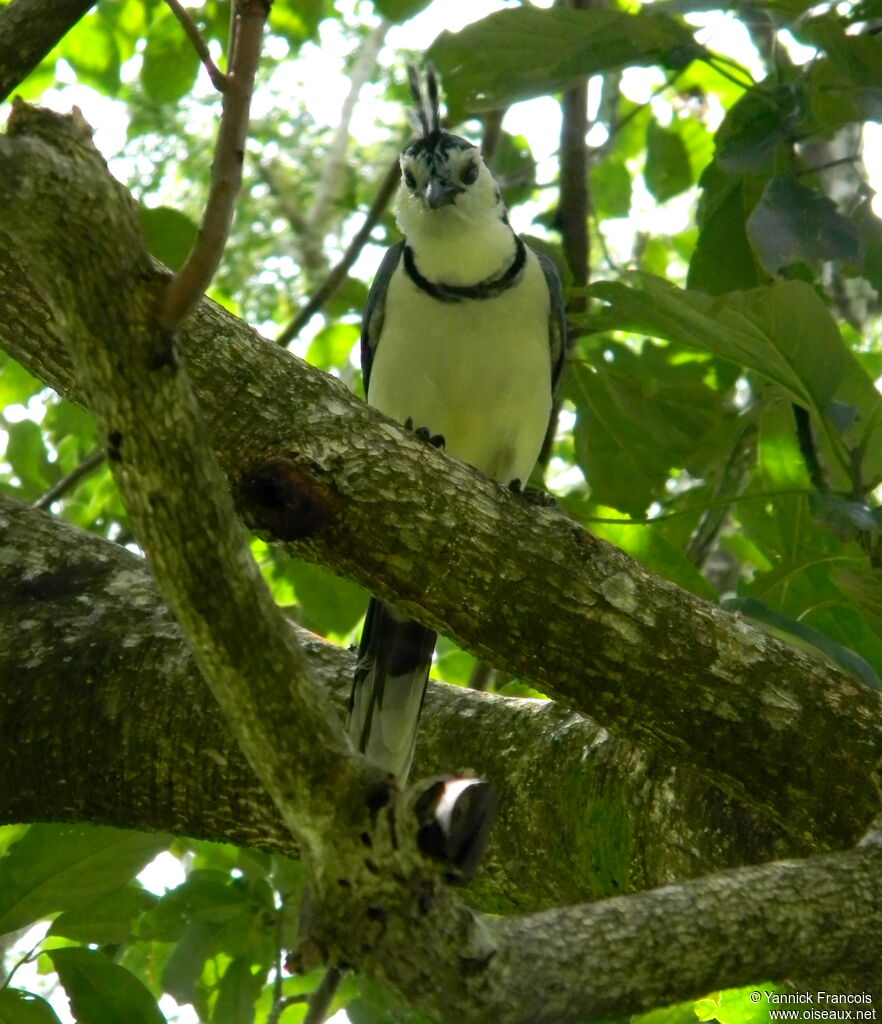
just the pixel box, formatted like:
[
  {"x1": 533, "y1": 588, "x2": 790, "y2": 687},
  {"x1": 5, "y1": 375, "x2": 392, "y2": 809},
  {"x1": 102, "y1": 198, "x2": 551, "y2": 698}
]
[{"x1": 0, "y1": 492, "x2": 806, "y2": 913}]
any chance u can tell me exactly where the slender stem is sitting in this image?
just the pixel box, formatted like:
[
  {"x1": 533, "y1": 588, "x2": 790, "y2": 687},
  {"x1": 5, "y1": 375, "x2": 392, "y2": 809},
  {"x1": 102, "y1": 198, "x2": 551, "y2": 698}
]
[
  {"x1": 163, "y1": 0, "x2": 227, "y2": 92},
  {"x1": 32, "y1": 447, "x2": 105, "y2": 511},
  {"x1": 303, "y1": 966, "x2": 343, "y2": 1024},
  {"x1": 159, "y1": 0, "x2": 271, "y2": 329},
  {"x1": 276, "y1": 157, "x2": 400, "y2": 346}
]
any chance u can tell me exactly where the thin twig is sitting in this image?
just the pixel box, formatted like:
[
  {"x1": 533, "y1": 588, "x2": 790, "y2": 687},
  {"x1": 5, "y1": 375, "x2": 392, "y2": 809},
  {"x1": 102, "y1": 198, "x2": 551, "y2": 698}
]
[
  {"x1": 276, "y1": 156, "x2": 401, "y2": 346},
  {"x1": 163, "y1": 0, "x2": 227, "y2": 92},
  {"x1": 303, "y1": 966, "x2": 343, "y2": 1024},
  {"x1": 159, "y1": 0, "x2": 271, "y2": 329},
  {"x1": 32, "y1": 447, "x2": 105, "y2": 511}
]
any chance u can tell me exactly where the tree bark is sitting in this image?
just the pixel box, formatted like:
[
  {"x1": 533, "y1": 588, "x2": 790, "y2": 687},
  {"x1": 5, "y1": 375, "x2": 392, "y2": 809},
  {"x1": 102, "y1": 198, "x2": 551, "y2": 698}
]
[{"x1": 0, "y1": 492, "x2": 805, "y2": 913}]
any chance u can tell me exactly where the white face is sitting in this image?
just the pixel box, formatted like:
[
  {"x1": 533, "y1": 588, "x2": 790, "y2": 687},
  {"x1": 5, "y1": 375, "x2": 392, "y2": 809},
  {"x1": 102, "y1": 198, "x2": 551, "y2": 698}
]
[{"x1": 396, "y1": 134, "x2": 504, "y2": 237}]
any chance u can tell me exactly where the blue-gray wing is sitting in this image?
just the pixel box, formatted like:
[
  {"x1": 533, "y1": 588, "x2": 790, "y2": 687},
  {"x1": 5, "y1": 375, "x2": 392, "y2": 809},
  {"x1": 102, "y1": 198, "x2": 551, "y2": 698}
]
[
  {"x1": 361, "y1": 240, "x2": 405, "y2": 397},
  {"x1": 533, "y1": 247, "x2": 567, "y2": 394}
]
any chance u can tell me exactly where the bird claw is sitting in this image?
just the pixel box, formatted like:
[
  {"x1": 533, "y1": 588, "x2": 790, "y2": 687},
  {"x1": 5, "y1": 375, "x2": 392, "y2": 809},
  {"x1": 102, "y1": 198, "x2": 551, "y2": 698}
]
[
  {"x1": 508, "y1": 478, "x2": 556, "y2": 507},
  {"x1": 404, "y1": 417, "x2": 446, "y2": 449}
]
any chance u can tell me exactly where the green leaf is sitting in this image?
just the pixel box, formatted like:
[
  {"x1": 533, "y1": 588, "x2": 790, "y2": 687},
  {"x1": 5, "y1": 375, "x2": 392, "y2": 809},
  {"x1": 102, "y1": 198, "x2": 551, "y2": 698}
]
[
  {"x1": 3, "y1": 418, "x2": 53, "y2": 497},
  {"x1": 591, "y1": 157, "x2": 632, "y2": 220},
  {"x1": 567, "y1": 358, "x2": 721, "y2": 516},
  {"x1": 142, "y1": 9, "x2": 200, "y2": 104},
  {"x1": 644, "y1": 119, "x2": 692, "y2": 203},
  {"x1": 590, "y1": 276, "x2": 882, "y2": 486},
  {"x1": 59, "y1": 13, "x2": 121, "y2": 95},
  {"x1": 746, "y1": 177, "x2": 862, "y2": 274},
  {"x1": 0, "y1": 356, "x2": 42, "y2": 407},
  {"x1": 0, "y1": 989, "x2": 63, "y2": 1024},
  {"x1": 50, "y1": 883, "x2": 158, "y2": 944},
  {"x1": 714, "y1": 83, "x2": 799, "y2": 173},
  {"x1": 372, "y1": 0, "x2": 432, "y2": 22},
  {"x1": 688, "y1": 163, "x2": 762, "y2": 294},
  {"x1": 306, "y1": 323, "x2": 360, "y2": 372},
  {"x1": 139, "y1": 206, "x2": 198, "y2": 271},
  {"x1": 0, "y1": 825, "x2": 169, "y2": 937},
  {"x1": 212, "y1": 957, "x2": 264, "y2": 1024},
  {"x1": 429, "y1": 8, "x2": 698, "y2": 114},
  {"x1": 49, "y1": 947, "x2": 167, "y2": 1024},
  {"x1": 275, "y1": 558, "x2": 367, "y2": 637}
]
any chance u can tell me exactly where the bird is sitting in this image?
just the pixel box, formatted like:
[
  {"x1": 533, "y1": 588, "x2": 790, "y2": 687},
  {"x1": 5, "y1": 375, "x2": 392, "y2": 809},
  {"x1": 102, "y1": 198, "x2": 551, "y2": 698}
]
[{"x1": 348, "y1": 64, "x2": 566, "y2": 781}]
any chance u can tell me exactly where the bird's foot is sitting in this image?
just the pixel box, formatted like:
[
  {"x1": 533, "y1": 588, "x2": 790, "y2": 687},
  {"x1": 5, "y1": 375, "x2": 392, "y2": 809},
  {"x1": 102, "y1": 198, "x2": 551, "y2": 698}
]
[
  {"x1": 404, "y1": 416, "x2": 445, "y2": 449},
  {"x1": 509, "y1": 478, "x2": 556, "y2": 507}
]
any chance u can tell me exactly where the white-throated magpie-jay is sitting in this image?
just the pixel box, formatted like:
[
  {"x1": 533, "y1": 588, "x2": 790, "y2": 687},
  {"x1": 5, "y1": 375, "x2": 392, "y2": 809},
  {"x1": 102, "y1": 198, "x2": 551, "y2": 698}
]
[{"x1": 348, "y1": 65, "x2": 566, "y2": 780}]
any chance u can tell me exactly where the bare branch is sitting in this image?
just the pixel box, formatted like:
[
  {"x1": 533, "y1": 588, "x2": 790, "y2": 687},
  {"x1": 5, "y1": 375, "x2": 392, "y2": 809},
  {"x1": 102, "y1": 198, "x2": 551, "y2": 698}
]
[
  {"x1": 276, "y1": 156, "x2": 400, "y2": 345},
  {"x1": 32, "y1": 446, "x2": 104, "y2": 510},
  {"x1": 163, "y1": 0, "x2": 227, "y2": 92},
  {"x1": 159, "y1": 0, "x2": 271, "y2": 329}
]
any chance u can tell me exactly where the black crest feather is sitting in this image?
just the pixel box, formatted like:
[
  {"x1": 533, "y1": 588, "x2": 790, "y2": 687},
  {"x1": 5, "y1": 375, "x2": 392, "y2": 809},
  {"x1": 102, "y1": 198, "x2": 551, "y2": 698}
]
[{"x1": 407, "y1": 62, "x2": 441, "y2": 139}]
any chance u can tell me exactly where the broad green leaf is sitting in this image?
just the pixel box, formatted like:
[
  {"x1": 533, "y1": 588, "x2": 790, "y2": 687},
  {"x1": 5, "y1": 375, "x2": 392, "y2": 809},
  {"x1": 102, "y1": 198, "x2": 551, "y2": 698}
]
[
  {"x1": 695, "y1": 984, "x2": 785, "y2": 1024},
  {"x1": 307, "y1": 323, "x2": 360, "y2": 372},
  {"x1": 59, "y1": 13, "x2": 121, "y2": 95},
  {"x1": 429, "y1": 8, "x2": 699, "y2": 114},
  {"x1": 142, "y1": 9, "x2": 200, "y2": 105},
  {"x1": 746, "y1": 177, "x2": 862, "y2": 275},
  {"x1": 853, "y1": 198, "x2": 882, "y2": 299},
  {"x1": 567, "y1": 359, "x2": 722, "y2": 516},
  {"x1": 803, "y1": 25, "x2": 882, "y2": 129},
  {"x1": 688, "y1": 163, "x2": 763, "y2": 294},
  {"x1": 590, "y1": 276, "x2": 882, "y2": 486},
  {"x1": 592, "y1": 157, "x2": 632, "y2": 220},
  {"x1": 714, "y1": 83, "x2": 799, "y2": 173},
  {"x1": 3, "y1": 419, "x2": 53, "y2": 497},
  {"x1": 644, "y1": 119, "x2": 692, "y2": 203},
  {"x1": 0, "y1": 989, "x2": 63, "y2": 1024},
  {"x1": 274, "y1": 558, "x2": 367, "y2": 637},
  {"x1": 212, "y1": 957, "x2": 264, "y2": 1024},
  {"x1": 49, "y1": 947, "x2": 166, "y2": 1024},
  {"x1": 139, "y1": 206, "x2": 198, "y2": 272},
  {"x1": 49, "y1": 883, "x2": 158, "y2": 944},
  {"x1": 372, "y1": 0, "x2": 432, "y2": 22},
  {"x1": 0, "y1": 356, "x2": 42, "y2": 407},
  {"x1": 0, "y1": 825, "x2": 169, "y2": 937}
]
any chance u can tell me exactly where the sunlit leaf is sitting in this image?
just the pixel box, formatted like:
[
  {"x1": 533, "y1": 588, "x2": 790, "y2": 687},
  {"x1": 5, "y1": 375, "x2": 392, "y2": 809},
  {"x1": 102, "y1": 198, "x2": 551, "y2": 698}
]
[
  {"x1": 139, "y1": 206, "x2": 199, "y2": 271},
  {"x1": 430, "y1": 7, "x2": 699, "y2": 114},
  {"x1": 142, "y1": 9, "x2": 200, "y2": 104},
  {"x1": 0, "y1": 825, "x2": 169, "y2": 937}
]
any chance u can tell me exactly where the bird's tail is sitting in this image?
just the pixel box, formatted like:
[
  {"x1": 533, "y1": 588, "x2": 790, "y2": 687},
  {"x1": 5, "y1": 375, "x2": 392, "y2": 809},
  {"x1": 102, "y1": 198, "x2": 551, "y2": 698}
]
[{"x1": 348, "y1": 597, "x2": 437, "y2": 780}]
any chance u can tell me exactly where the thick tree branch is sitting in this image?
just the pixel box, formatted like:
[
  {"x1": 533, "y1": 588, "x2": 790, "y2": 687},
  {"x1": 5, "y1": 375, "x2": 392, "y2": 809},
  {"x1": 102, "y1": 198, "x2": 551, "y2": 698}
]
[
  {"x1": 159, "y1": 0, "x2": 270, "y2": 328},
  {"x1": 0, "y1": 102, "x2": 359, "y2": 858},
  {"x1": 0, "y1": 491, "x2": 804, "y2": 914},
  {"x1": 2, "y1": 105, "x2": 882, "y2": 855},
  {"x1": 0, "y1": 0, "x2": 94, "y2": 102}
]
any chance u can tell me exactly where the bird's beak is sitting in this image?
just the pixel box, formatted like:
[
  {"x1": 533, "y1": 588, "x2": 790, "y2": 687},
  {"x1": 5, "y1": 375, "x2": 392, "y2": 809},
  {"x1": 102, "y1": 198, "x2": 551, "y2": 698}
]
[{"x1": 425, "y1": 175, "x2": 460, "y2": 210}]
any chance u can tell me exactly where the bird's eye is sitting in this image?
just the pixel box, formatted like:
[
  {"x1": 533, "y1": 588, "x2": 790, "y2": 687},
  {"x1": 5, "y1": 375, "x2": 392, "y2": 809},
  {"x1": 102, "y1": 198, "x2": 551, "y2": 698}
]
[
  {"x1": 404, "y1": 168, "x2": 417, "y2": 189},
  {"x1": 461, "y1": 161, "x2": 479, "y2": 185}
]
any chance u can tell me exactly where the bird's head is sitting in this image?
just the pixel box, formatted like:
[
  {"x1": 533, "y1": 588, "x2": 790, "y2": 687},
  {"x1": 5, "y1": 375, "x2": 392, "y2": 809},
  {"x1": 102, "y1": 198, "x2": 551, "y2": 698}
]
[{"x1": 395, "y1": 65, "x2": 504, "y2": 238}]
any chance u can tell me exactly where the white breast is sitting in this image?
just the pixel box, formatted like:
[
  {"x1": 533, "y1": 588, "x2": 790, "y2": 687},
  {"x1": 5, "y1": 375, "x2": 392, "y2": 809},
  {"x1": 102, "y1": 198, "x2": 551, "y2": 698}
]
[{"x1": 367, "y1": 248, "x2": 553, "y2": 485}]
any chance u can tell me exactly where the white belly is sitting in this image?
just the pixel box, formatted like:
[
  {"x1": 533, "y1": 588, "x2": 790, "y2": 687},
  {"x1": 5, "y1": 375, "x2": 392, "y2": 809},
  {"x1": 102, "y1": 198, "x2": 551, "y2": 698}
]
[{"x1": 367, "y1": 250, "x2": 553, "y2": 485}]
